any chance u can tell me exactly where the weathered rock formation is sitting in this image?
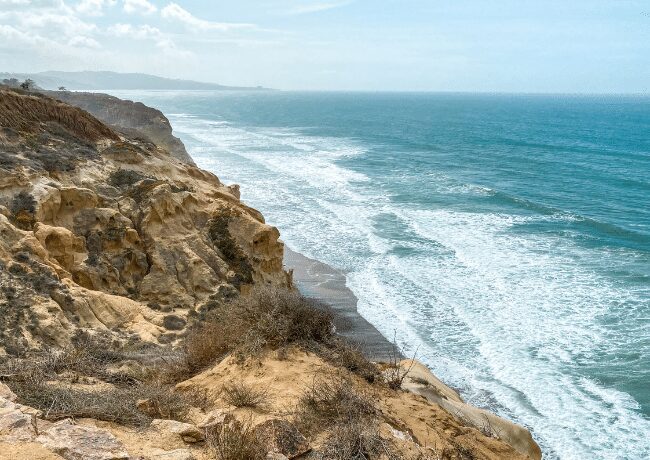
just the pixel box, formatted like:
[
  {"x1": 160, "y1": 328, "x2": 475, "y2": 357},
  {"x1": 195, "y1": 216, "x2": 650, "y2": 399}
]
[
  {"x1": 45, "y1": 90, "x2": 195, "y2": 165},
  {"x1": 0, "y1": 87, "x2": 289, "y2": 354}
]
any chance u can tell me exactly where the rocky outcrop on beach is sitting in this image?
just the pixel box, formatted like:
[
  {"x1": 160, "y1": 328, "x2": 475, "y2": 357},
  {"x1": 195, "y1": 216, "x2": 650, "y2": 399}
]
[{"x1": 0, "y1": 87, "x2": 540, "y2": 459}]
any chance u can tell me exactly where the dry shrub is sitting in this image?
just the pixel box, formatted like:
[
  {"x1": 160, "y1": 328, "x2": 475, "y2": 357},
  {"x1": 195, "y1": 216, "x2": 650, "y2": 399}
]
[
  {"x1": 11, "y1": 381, "x2": 190, "y2": 426},
  {"x1": 206, "y1": 418, "x2": 266, "y2": 460},
  {"x1": 222, "y1": 382, "x2": 270, "y2": 409},
  {"x1": 185, "y1": 286, "x2": 334, "y2": 371},
  {"x1": 383, "y1": 335, "x2": 418, "y2": 390},
  {"x1": 183, "y1": 321, "x2": 230, "y2": 373},
  {"x1": 322, "y1": 421, "x2": 397, "y2": 460},
  {"x1": 321, "y1": 339, "x2": 381, "y2": 384},
  {"x1": 0, "y1": 332, "x2": 194, "y2": 426},
  {"x1": 295, "y1": 374, "x2": 376, "y2": 435}
]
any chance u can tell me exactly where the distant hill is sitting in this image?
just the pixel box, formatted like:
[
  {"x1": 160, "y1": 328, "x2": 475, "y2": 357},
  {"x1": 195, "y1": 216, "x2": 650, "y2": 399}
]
[{"x1": 0, "y1": 71, "x2": 269, "y2": 91}]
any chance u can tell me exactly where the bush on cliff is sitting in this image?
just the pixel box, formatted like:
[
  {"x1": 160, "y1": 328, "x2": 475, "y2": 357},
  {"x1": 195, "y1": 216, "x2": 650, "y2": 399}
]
[
  {"x1": 184, "y1": 286, "x2": 381, "y2": 383},
  {"x1": 10, "y1": 191, "x2": 37, "y2": 229},
  {"x1": 184, "y1": 286, "x2": 334, "y2": 371}
]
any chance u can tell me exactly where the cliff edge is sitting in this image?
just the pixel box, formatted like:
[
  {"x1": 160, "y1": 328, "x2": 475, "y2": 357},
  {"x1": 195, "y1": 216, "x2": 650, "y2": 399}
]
[
  {"x1": 45, "y1": 90, "x2": 196, "y2": 165},
  {"x1": 0, "y1": 88, "x2": 540, "y2": 460}
]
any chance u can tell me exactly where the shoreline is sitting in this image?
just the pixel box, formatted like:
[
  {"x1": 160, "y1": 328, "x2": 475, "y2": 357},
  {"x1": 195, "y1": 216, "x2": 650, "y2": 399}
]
[{"x1": 283, "y1": 246, "x2": 395, "y2": 361}]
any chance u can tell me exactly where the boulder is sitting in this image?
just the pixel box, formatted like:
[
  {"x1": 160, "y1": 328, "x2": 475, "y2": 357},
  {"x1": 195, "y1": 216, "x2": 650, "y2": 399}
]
[
  {"x1": 0, "y1": 383, "x2": 17, "y2": 402},
  {"x1": 148, "y1": 448, "x2": 195, "y2": 460},
  {"x1": 36, "y1": 419, "x2": 129, "y2": 460},
  {"x1": 253, "y1": 419, "x2": 310, "y2": 459},
  {"x1": 197, "y1": 409, "x2": 235, "y2": 431},
  {"x1": 0, "y1": 396, "x2": 40, "y2": 442},
  {"x1": 150, "y1": 419, "x2": 204, "y2": 443}
]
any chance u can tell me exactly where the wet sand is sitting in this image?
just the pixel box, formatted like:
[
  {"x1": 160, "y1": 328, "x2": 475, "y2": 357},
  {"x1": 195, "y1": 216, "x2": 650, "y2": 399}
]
[{"x1": 284, "y1": 247, "x2": 395, "y2": 361}]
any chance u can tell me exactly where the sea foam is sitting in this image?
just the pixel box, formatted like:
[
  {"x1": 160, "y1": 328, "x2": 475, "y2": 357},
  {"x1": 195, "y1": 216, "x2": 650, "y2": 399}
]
[{"x1": 152, "y1": 99, "x2": 650, "y2": 460}]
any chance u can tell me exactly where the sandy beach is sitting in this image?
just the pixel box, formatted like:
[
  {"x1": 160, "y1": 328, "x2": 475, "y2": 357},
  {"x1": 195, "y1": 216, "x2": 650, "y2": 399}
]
[{"x1": 283, "y1": 247, "x2": 395, "y2": 361}]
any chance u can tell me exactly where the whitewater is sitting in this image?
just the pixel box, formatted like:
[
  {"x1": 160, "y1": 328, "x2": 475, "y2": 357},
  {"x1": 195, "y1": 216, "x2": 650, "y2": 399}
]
[{"x1": 110, "y1": 91, "x2": 650, "y2": 459}]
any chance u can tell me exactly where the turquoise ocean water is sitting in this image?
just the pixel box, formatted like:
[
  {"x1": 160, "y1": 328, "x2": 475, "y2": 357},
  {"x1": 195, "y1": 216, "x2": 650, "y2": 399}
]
[{"x1": 110, "y1": 91, "x2": 649, "y2": 459}]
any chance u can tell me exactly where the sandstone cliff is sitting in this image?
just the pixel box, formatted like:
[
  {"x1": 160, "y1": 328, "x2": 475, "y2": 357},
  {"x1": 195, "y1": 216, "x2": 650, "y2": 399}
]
[
  {"x1": 0, "y1": 88, "x2": 540, "y2": 460},
  {"x1": 45, "y1": 90, "x2": 196, "y2": 165},
  {"x1": 0, "y1": 87, "x2": 288, "y2": 354}
]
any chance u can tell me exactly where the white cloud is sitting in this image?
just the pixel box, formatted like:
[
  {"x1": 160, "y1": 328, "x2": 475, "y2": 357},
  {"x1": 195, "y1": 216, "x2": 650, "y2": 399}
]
[
  {"x1": 0, "y1": 0, "x2": 30, "y2": 6},
  {"x1": 76, "y1": 0, "x2": 116, "y2": 16},
  {"x1": 105, "y1": 22, "x2": 191, "y2": 58},
  {"x1": 68, "y1": 34, "x2": 101, "y2": 48},
  {"x1": 286, "y1": 1, "x2": 352, "y2": 15},
  {"x1": 0, "y1": 0, "x2": 101, "y2": 55},
  {"x1": 160, "y1": 3, "x2": 254, "y2": 32},
  {"x1": 123, "y1": 0, "x2": 157, "y2": 15},
  {"x1": 107, "y1": 23, "x2": 162, "y2": 40}
]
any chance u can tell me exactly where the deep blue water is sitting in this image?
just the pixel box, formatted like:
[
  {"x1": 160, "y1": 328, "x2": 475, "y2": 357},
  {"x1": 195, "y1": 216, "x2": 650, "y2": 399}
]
[{"x1": 110, "y1": 91, "x2": 650, "y2": 459}]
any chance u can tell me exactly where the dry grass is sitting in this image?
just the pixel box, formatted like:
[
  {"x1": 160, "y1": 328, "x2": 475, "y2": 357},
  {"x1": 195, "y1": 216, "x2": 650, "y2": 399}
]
[
  {"x1": 184, "y1": 286, "x2": 381, "y2": 385},
  {"x1": 183, "y1": 321, "x2": 230, "y2": 373},
  {"x1": 321, "y1": 421, "x2": 397, "y2": 460},
  {"x1": 11, "y1": 381, "x2": 190, "y2": 426},
  {"x1": 383, "y1": 334, "x2": 418, "y2": 390},
  {"x1": 320, "y1": 339, "x2": 381, "y2": 384},
  {"x1": 0, "y1": 332, "x2": 194, "y2": 426},
  {"x1": 295, "y1": 373, "x2": 400, "y2": 460},
  {"x1": 205, "y1": 418, "x2": 266, "y2": 460},
  {"x1": 222, "y1": 382, "x2": 270, "y2": 409},
  {"x1": 184, "y1": 286, "x2": 334, "y2": 371},
  {"x1": 295, "y1": 374, "x2": 377, "y2": 435}
]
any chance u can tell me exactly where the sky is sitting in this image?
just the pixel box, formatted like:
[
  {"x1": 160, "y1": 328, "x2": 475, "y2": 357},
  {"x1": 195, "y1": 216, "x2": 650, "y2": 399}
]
[{"x1": 0, "y1": 0, "x2": 649, "y2": 92}]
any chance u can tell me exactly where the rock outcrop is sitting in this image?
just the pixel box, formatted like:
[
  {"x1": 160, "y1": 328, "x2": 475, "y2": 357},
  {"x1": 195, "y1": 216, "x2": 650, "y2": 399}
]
[
  {"x1": 0, "y1": 87, "x2": 290, "y2": 355},
  {"x1": 45, "y1": 90, "x2": 195, "y2": 165}
]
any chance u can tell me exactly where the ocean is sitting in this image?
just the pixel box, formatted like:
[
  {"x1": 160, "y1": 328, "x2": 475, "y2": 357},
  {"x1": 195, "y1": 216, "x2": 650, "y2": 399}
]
[{"x1": 109, "y1": 90, "x2": 650, "y2": 459}]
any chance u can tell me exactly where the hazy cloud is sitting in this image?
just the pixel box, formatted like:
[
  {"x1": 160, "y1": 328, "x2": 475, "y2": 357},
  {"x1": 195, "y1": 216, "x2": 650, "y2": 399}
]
[
  {"x1": 123, "y1": 0, "x2": 157, "y2": 15},
  {"x1": 107, "y1": 23, "x2": 162, "y2": 39},
  {"x1": 285, "y1": 1, "x2": 352, "y2": 15},
  {"x1": 160, "y1": 3, "x2": 254, "y2": 31},
  {"x1": 68, "y1": 34, "x2": 101, "y2": 47},
  {"x1": 76, "y1": 0, "x2": 117, "y2": 16}
]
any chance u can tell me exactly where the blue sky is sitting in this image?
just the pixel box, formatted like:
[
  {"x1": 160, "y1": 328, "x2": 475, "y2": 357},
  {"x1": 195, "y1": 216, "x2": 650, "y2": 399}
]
[{"x1": 1, "y1": 0, "x2": 648, "y2": 92}]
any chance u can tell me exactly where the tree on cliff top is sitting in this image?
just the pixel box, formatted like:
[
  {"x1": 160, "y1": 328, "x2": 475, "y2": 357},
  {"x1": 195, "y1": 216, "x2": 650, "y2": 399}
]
[{"x1": 20, "y1": 79, "x2": 35, "y2": 90}]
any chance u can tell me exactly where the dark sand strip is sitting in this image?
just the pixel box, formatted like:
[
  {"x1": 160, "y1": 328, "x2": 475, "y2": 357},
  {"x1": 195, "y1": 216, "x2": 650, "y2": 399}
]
[{"x1": 284, "y1": 247, "x2": 394, "y2": 361}]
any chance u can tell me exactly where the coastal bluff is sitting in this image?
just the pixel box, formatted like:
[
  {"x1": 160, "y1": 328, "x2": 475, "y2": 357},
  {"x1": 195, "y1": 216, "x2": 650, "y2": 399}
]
[
  {"x1": 0, "y1": 87, "x2": 540, "y2": 460},
  {"x1": 44, "y1": 90, "x2": 196, "y2": 166}
]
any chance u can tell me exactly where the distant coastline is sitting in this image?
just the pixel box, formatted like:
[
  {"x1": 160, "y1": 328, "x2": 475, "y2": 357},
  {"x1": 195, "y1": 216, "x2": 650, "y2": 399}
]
[{"x1": 0, "y1": 70, "x2": 271, "y2": 92}]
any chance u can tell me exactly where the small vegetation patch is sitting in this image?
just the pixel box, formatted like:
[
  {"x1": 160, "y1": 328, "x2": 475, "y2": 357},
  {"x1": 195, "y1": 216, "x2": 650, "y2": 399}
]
[
  {"x1": 222, "y1": 382, "x2": 270, "y2": 409},
  {"x1": 321, "y1": 421, "x2": 398, "y2": 460},
  {"x1": 295, "y1": 374, "x2": 376, "y2": 435},
  {"x1": 184, "y1": 287, "x2": 381, "y2": 384},
  {"x1": 12, "y1": 381, "x2": 189, "y2": 426},
  {"x1": 185, "y1": 287, "x2": 334, "y2": 371},
  {"x1": 10, "y1": 191, "x2": 36, "y2": 230},
  {"x1": 108, "y1": 168, "x2": 150, "y2": 189},
  {"x1": 207, "y1": 210, "x2": 253, "y2": 288},
  {"x1": 0, "y1": 332, "x2": 194, "y2": 426},
  {"x1": 206, "y1": 418, "x2": 266, "y2": 460}
]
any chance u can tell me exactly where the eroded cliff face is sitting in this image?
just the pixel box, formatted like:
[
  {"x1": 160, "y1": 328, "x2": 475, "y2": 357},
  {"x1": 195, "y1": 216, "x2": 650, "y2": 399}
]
[
  {"x1": 0, "y1": 88, "x2": 289, "y2": 355},
  {"x1": 44, "y1": 90, "x2": 196, "y2": 165}
]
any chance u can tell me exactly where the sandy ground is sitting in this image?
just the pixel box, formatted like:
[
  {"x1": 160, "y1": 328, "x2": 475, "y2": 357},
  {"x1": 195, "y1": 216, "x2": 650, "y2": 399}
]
[{"x1": 284, "y1": 247, "x2": 395, "y2": 361}]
